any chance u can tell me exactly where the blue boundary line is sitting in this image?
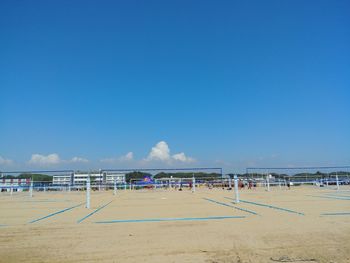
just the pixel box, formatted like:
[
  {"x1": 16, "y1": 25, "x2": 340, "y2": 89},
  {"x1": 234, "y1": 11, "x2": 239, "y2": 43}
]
[
  {"x1": 308, "y1": 195, "x2": 350, "y2": 200},
  {"x1": 0, "y1": 224, "x2": 7, "y2": 227},
  {"x1": 77, "y1": 200, "x2": 113, "y2": 224},
  {"x1": 203, "y1": 198, "x2": 259, "y2": 216},
  {"x1": 326, "y1": 194, "x2": 350, "y2": 198},
  {"x1": 320, "y1": 212, "x2": 350, "y2": 216},
  {"x1": 29, "y1": 203, "x2": 84, "y2": 224},
  {"x1": 324, "y1": 194, "x2": 350, "y2": 199},
  {"x1": 95, "y1": 216, "x2": 245, "y2": 224},
  {"x1": 225, "y1": 197, "x2": 305, "y2": 216}
]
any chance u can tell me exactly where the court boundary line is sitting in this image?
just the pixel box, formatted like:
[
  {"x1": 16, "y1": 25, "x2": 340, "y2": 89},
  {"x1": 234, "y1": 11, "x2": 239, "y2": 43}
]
[
  {"x1": 29, "y1": 203, "x2": 84, "y2": 224},
  {"x1": 77, "y1": 200, "x2": 113, "y2": 224},
  {"x1": 308, "y1": 195, "x2": 350, "y2": 201},
  {"x1": 203, "y1": 198, "x2": 259, "y2": 215},
  {"x1": 320, "y1": 212, "x2": 350, "y2": 216},
  {"x1": 95, "y1": 216, "x2": 245, "y2": 224},
  {"x1": 225, "y1": 197, "x2": 305, "y2": 216}
]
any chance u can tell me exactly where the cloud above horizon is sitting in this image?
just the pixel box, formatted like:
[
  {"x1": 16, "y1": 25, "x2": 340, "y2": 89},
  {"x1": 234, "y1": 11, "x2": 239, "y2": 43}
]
[
  {"x1": 146, "y1": 141, "x2": 195, "y2": 163},
  {"x1": 6, "y1": 141, "x2": 195, "y2": 169},
  {"x1": 70, "y1": 156, "x2": 89, "y2": 163},
  {"x1": 100, "y1": 152, "x2": 134, "y2": 164},
  {"x1": 28, "y1": 153, "x2": 89, "y2": 166},
  {"x1": 100, "y1": 141, "x2": 195, "y2": 165},
  {"x1": 0, "y1": 156, "x2": 14, "y2": 166}
]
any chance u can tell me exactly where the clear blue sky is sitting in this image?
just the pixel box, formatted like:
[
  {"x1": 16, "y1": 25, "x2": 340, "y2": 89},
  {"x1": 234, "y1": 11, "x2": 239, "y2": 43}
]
[{"x1": 1, "y1": 0, "x2": 349, "y2": 172}]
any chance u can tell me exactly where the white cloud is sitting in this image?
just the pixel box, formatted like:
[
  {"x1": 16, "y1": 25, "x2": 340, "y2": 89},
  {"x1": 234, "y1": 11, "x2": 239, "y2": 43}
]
[
  {"x1": 28, "y1": 153, "x2": 61, "y2": 166},
  {"x1": 146, "y1": 141, "x2": 195, "y2": 163},
  {"x1": 120, "y1": 152, "x2": 133, "y2": 161},
  {"x1": 100, "y1": 157, "x2": 116, "y2": 163},
  {"x1": 172, "y1": 152, "x2": 195, "y2": 163},
  {"x1": 100, "y1": 152, "x2": 134, "y2": 163},
  {"x1": 28, "y1": 153, "x2": 89, "y2": 166},
  {"x1": 0, "y1": 156, "x2": 14, "y2": 166},
  {"x1": 146, "y1": 141, "x2": 171, "y2": 161},
  {"x1": 70, "y1": 156, "x2": 89, "y2": 163}
]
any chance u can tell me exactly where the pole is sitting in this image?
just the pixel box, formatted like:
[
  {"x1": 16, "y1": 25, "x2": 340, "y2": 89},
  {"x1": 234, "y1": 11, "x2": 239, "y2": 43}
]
[
  {"x1": 192, "y1": 175, "x2": 196, "y2": 193},
  {"x1": 229, "y1": 176, "x2": 232, "y2": 189},
  {"x1": 267, "y1": 174, "x2": 270, "y2": 192},
  {"x1": 336, "y1": 174, "x2": 339, "y2": 190},
  {"x1": 29, "y1": 180, "x2": 33, "y2": 197},
  {"x1": 114, "y1": 179, "x2": 117, "y2": 195},
  {"x1": 234, "y1": 175, "x2": 239, "y2": 203},
  {"x1": 86, "y1": 175, "x2": 91, "y2": 209}
]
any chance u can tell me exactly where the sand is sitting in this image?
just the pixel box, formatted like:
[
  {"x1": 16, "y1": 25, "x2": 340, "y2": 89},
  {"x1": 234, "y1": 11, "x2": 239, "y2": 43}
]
[{"x1": 0, "y1": 186, "x2": 350, "y2": 263}]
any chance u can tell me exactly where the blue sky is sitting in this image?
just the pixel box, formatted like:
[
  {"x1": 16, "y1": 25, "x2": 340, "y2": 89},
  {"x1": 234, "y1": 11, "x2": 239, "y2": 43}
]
[{"x1": 1, "y1": 0, "x2": 349, "y2": 172}]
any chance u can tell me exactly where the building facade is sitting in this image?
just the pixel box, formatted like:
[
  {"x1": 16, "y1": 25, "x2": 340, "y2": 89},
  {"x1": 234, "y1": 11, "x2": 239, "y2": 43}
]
[{"x1": 52, "y1": 172, "x2": 126, "y2": 185}]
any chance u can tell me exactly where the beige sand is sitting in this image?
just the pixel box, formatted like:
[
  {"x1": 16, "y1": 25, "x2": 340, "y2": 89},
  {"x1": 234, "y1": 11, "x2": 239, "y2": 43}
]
[{"x1": 0, "y1": 186, "x2": 350, "y2": 263}]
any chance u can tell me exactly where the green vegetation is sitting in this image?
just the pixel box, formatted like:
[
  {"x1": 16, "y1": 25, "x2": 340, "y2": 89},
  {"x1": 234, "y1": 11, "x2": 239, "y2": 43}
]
[{"x1": 125, "y1": 172, "x2": 152, "y2": 183}]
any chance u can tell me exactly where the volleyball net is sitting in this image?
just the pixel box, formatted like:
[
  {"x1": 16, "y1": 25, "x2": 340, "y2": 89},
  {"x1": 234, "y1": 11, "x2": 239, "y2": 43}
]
[
  {"x1": 101, "y1": 167, "x2": 224, "y2": 190},
  {"x1": 0, "y1": 170, "x2": 74, "y2": 195},
  {"x1": 245, "y1": 166, "x2": 350, "y2": 190}
]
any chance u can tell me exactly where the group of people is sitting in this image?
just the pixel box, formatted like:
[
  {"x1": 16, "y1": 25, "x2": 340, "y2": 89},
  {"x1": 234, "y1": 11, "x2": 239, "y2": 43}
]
[{"x1": 238, "y1": 179, "x2": 257, "y2": 190}]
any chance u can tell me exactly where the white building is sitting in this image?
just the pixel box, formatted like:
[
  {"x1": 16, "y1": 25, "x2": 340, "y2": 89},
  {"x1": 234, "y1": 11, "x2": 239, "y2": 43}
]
[
  {"x1": 73, "y1": 173, "x2": 103, "y2": 185},
  {"x1": 52, "y1": 174, "x2": 72, "y2": 185},
  {"x1": 105, "y1": 173, "x2": 126, "y2": 184},
  {"x1": 0, "y1": 178, "x2": 30, "y2": 192},
  {"x1": 52, "y1": 172, "x2": 126, "y2": 185}
]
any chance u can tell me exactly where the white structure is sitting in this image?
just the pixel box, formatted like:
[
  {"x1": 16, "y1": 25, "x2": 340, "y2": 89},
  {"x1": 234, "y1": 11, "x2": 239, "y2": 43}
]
[
  {"x1": 0, "y1": 178, "x2": 29, "y2": 192},
  {"x1": 52, "y1": 172, "x2": 126, "y2": 186},
  {"x1": 52, "y1": 174, "x2": 72, "y2": 185},
  {"x1": 105, "y1": 173, "x2": 126, "y2": 184},
  {"x1": 234, "y1": 175, "x2": 239, "y2": 203},
  {"x1": 73, "y1": 173, "x2": 103, "y2": 185}
]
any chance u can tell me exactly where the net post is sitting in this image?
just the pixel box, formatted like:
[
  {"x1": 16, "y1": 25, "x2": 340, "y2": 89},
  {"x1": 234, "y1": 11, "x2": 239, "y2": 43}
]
[
  {"x1": 29, "y1": 180, "x2": 33, "y2": 197},
  {"x1": 86, "y1": 174, "x2": 91, "y2": 209},
  {"x1": 234, "y1": 174, "x2": 239, "y2": 203},
  {"x1": 192, "y1": 174, "x2": 195, "y2": 193},
  {"x1": 228, "y1": 176, "x2": 232, "y2": 189},
  {"x1": 266, "y1": 174, "x2": 270, "y2": 192},
  {"x1": 336, "y1": 173, "x2": 339, "y2": 190},
  {"x1": 114, "y1": 179, "x2": 117, "y2": 195}
]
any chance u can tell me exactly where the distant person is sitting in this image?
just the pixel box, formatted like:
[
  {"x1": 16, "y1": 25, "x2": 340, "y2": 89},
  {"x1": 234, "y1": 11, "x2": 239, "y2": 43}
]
[
  {"x1": 248, "y1": 181, "x2": 252, "y2": 189},
  {"x1": 239, "y1": 180, "x2": 244, "y2": 190},
  {"x1": 287, "y1": 181, "x2": 291, "y2": 189}
]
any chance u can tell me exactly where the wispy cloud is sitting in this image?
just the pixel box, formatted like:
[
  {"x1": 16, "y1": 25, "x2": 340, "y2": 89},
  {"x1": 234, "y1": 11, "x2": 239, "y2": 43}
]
[
  {"x1": 28, "y1": 153, "x2": 89, "y2": 166},
  {"x1": 172, "y1": 152, "x2": 195, "y2": 163},
  {"x1": 28, "y1": 153, "x2": 61, "y2": 166},
  {"x1": 100, "y1": 152, "x2": 134, "y2": 164},
  {"x1": 70, "y1": 156, "x2": 89, "y2": 163},
  {"x1": 0, "y1": 156, "x2": 14, "y2": 166},
  {"x1": 119, "y1": 152, "x2": 133, "y2": 161}
]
